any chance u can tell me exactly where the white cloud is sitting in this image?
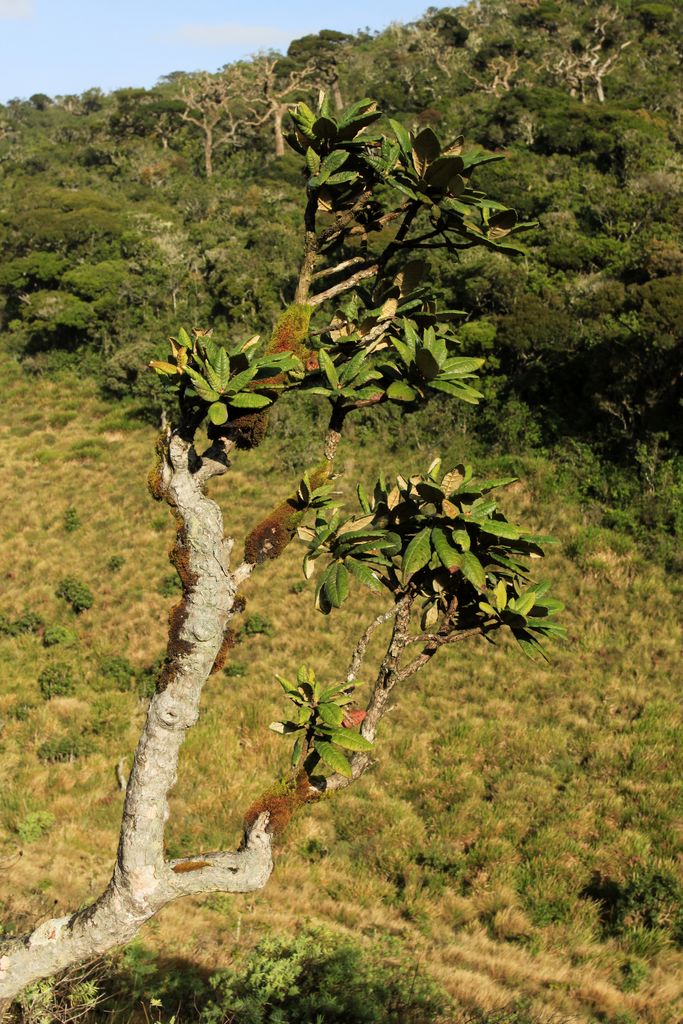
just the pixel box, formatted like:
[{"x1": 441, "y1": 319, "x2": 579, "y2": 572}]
[
  {"x1": 158, "y1": 22, "x2": 293, "y2": 49},
  {"x1": 0, "y1": 0, "x2": 33, "y2": 17}
]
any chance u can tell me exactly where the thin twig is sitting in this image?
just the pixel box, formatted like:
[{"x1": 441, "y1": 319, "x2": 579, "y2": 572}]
[{"x1": 346, "y1": 605, "x2": 400, "y2": 683}]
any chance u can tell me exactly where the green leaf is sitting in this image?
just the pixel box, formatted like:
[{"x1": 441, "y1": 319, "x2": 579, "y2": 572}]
[
  {"x1": 387, "y1": 381, "x2": 418, "y2": 403},
  {"x1": 229, "y1": 391, "x2": 271, "y2": 409},
  {"x1": 429, "y1": 379, "x2": 483, "y2": 404},
  {"x1": 176, "y1": 327, "x2": 192, "y2": 348},
  {"x1": 412, "y1": 127, "x2": 440, "y2": 177},
  {"x1": 425, "y1": 155, "x2": 464, "y2": 188},
  {"x1": 454, "y1": 550, "x2": 486, "y2": 590},
  {"x1": 207, "y1": 401, "x2": 228, "y2": 425},
  {"x1": 431, "y1": 527, "x2": 459, "y2": 569},
  {"x1": 290, "y1": 734, "x2": 304, "y2": 768},
  {"x1": 210, "y1": 346, "x2": 230, "y2": 390},
  {"x1": 323, "y1": 562, "x2": 349, "y2": 608},
  {"x1": 416, "y1": 348, "x2": 441, "y2": 380},
  {"x1": 327, "y1": 728, "x2": 373, "y2": 751},
  {"x1": 149, "y1": 360, "x2": 182, "y2": 376},
  {"x1": 346, "y1": 557, "x2": 385, "y2": 593},
  {"x1": 305, "y1": 148, "x2": 321, "y2": 175},
  {"x1": 389, "y1": 117, "x2": 411, "y2": 156},
  {"x1": 315, "y1": 740, "x2": 352, "y2": 777},
  {"x1": 184, "y1": 366, "x2": 220, "y2": 403},
  {"x1": 403, "y1": 527, "x2": 432, "y2": 578},
  {"x1": 318, "y1": 349, "x2": 339, "y2": 389},
  {"x1": 320, "y1": 150, "x2": 349, "y2": 176},
  {"x1": 318, "y1": 702, "x2": 344, "y2": 728},
  {"x1": 477, "y1": 520, "x2": 522, "y2": 540},
  {"x1": 312, "y1": 116, "x2": 337, "y2": 141}
]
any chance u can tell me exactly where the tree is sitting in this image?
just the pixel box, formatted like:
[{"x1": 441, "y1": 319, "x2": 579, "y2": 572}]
[
  {"x1": 178, "y1": 65, "x2": 266, "y2": 178},
  {"x1": 539, "y1": 5, "x2": 633, "y2": 104},
  {"x1": 0, "y1": 95, "x2": 564, "y2": 1006},
  {"x1": 287, "y1": 29, "x2": 354, "y2": 111},
  {"x1": 250, "y1": 54, "x2": 318, "y2": 158}
]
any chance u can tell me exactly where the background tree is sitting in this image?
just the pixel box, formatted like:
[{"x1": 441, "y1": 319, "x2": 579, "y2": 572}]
[
  {"x1": 0, "y1": 94, "x2": 564, "y2": 1005},
  {"x1": 287, "y1": 29, "x2": 355, "y2": 111},
  {"x1": 178, "y1": 65, "x2": 266, "y2": 177},
  {"x1": 249, "y1": 54, "x2": 318, "y2": 158}
]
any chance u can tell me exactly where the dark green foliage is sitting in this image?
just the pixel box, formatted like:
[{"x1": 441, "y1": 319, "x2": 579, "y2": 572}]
[
  {"x1": 240, "y1": 614, "x2": 275, "y2": 639},
  {"x1": 302, "y1": 461, "x2": 564, "y2": 660},
  {"x1": 272, "y1": 666, "x2": 372, "y2": 777},
  {"x1": 63, "y1": 507, "x2": 81, "y2": 532},
  {"x1": 7, "y1": 702, "x2": 34, "y2": 722},
  {"x1": 37, "y1": 735, "x2": 89, "y2": 763},
  {"x1": 38, "y1": 664, "x2": 75, "y2": 700},
  {"x1": 157, "y1": 573, "x2": 183, "y2": 598},
  {"x1": 223, "y1": 661, "x2": 247, "y2": 677},
  {"x1": 98, "y1": 655, "x2": 137, "y2": 691},
  {"x1": 0, "y1": 610, "x2": 43, "y2": 637},
  {"x1": 200, "y1": 928, "x2": 449, "y2": 1024},
  {"x1": 42, "y1": 625, "x2": 78, "y2": 648},
  {"x1": 106, "y1": 555, "x2": 125, "y2": 573},
  {"x1": 584, "y1": 865, "x2": 683, "y2": 947},
  {"x1": 115, "y1": 928, "x2": 448, "y2": 1024},
  {"x1": 55, "y1": 576, "x2": 94, "y2": 614}
]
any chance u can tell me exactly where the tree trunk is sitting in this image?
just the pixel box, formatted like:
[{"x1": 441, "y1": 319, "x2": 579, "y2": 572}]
[
  {"x1": 274, "y1": 105, "x2": 285, "y2": 158},
  {"x1": 595, "y1": 77, "x2": 605, "y2": 103},
  {"x1": 331, "y1": 76, "x2": 343, "y2": 112},
  {"x1": 204, "y1": 127, "x2": 213, "y2": 178}
]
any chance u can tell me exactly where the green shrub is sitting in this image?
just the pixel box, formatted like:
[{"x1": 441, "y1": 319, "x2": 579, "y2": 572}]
[
  {"x1": 107, "y1": 554, "x2": 125, "y2": 573},
  {"x1": 8, "y1": 702, "x2": 34, "y2": 721},
  {"x1": 223, "y1": 661, "x2": 247, "y2": 678},
  {"x1": 112, "y1": 929, "x2": 450, "y2": 1024},
  {"x1": 0, "y1": 610, "x2": 44, "y2": 637},
  {"x1": 42, "y1": 625, "x2": 78, "y2": 648},
  {"x1": 56, "y1": 576, "x2": 94, "y2": 613},
  {"x1": 38, "y1": 664, "x2": 75, "y2": 699},
  {"x1": 199, "y1": 928, "x2": 449, "y2": 1024},
  {"x1": 240, "y1": 614, "x2": 274, "y2": 639},
  {"x1": 157, "y1": 573, "x2": 183, "y2": 597},
  {"x1": 15, "y1": 811, "x2": 55, "y2": 844},
  {"x1": 63, "y1": 507, "x2": 81, "y2": 532},
  {"x1": 37, "y1": 736, "x2": 89, "y2": 763},
  {"x1": 135, "y1": 656, "x2": 164, "y2": 699},
  {"x1": 99, "y1": 655, "x2": 136, "y2": 691}
]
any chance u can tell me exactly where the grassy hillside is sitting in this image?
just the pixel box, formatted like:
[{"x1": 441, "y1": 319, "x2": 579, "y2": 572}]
[{"x1": 1, "y1": 364, "x2": 681, "y2": 1023}]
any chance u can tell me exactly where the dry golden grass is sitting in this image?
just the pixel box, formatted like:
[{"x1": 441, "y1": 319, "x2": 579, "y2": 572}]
[{"x1": 1, "y1": 366, "x2": 682, "y2": 1023}]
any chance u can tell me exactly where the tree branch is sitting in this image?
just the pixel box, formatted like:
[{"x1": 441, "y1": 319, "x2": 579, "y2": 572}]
[{"x1": 309, "y1": 263, "x2": 380, "y2": 307}]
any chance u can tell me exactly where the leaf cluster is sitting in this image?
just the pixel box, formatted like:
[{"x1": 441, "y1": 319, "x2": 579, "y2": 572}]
[
  {"x1": 300, "y1": 459, "x2": 565, "y2": 660},
  {"x1": 149, "y1": 327, "x2": 303, "y2": 426},
  {"x1": 270, "y1": 665, "x2": 371, "y2": 778}
]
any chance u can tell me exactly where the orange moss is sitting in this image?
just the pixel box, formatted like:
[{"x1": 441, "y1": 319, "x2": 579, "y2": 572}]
[
  {"x1": 243, "y1": 772, "x2": 321, "y2": 837},
  {"x1": 243, "y1": 464, "x2": 331, "y2": 565},
  {"x1": 244, "y1": 498, "x2": 302, "y2": 565},
  {"x1": 169, "y1": 520, "x2": 199, "y2": 590},
  {"x1": 172, "y1": 860, "x2": 212, "y2": 873},
  {"x1": 222, "y1": 409, "x2": 270, "y2": 450},
  {"x1": 210, "y1": 628, "x2": 236, "y2": 675},
  {"x1": 157, "y1": 598, "x2": 195, "y2": 692}
]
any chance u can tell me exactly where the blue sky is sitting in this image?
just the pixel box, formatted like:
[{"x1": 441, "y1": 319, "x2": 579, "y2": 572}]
[{"x1": 0, "y1": 0, "x2": 441, "y2": 103}]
